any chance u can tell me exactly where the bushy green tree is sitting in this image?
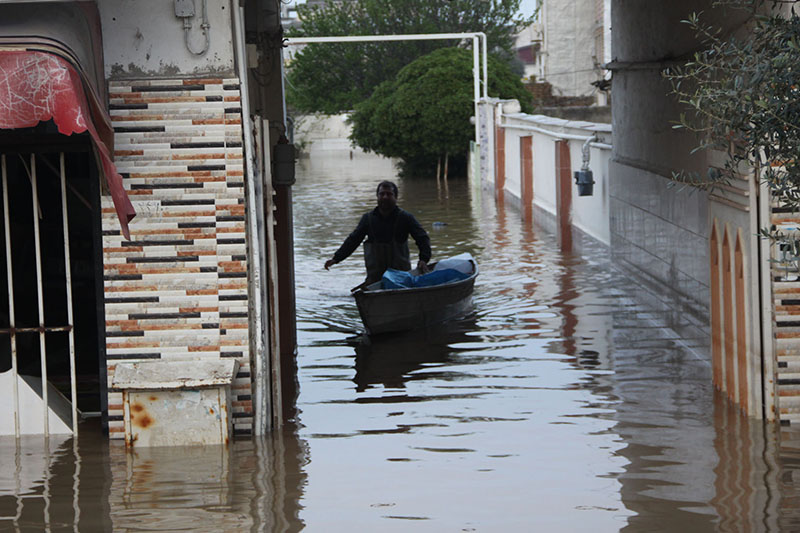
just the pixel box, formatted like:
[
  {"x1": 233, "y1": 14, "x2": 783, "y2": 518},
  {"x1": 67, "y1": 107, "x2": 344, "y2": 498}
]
[
  {"x1": 287, "y1": 0, "x2": 532, "y2": 114},
  {"x1": 349, "y1": 47, "x2": 533, "y2": 176}
]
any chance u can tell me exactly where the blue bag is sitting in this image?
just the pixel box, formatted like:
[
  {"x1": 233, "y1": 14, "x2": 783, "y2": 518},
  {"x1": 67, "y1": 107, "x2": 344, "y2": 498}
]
[{"x1": 381, "y1": 268, "x2": 469, "y2": 289}]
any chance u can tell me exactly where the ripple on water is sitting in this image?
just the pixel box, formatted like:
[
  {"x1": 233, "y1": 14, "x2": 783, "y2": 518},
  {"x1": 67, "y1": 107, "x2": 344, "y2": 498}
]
[
  {"x1": 290, "y1": 172, "x2": 745, "y2": 532},
  {"x1": 7, "y1": 157, "x2": 792, "y2": 532}
]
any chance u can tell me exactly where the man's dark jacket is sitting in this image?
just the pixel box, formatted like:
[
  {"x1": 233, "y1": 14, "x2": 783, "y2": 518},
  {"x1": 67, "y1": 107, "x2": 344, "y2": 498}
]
[{"x1": 333, "y1": 206, "x2": 431, "y2": 281}]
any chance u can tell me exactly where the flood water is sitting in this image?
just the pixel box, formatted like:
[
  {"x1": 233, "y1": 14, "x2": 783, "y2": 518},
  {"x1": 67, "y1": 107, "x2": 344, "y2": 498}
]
[{"x1": 4, "y1": 150, "x2": 800, "y2": 531}]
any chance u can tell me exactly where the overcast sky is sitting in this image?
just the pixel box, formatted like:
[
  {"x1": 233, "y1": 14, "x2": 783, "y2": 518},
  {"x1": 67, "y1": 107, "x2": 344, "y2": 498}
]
[{"x1": 518, "y1": 0, "x2": 539, "y2": 19}]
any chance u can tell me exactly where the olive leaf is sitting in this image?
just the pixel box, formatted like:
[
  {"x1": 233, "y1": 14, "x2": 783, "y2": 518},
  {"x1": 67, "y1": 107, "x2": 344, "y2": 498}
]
[{"x1": 664, "y1": 0, "x2": 800, "y2": 237}]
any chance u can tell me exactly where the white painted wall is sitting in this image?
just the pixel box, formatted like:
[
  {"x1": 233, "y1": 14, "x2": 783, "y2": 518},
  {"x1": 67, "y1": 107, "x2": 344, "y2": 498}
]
[
  {"x1": 294, "y1": 113, "x2": 353, "y2": 149},
  {"x1": 500, "y1": 112, "x2": 612, "y2": 245},
  {"x1": 99, "y1": 0, "x2": 236, "y2": 79},
  {"x1": 0, "y1": 371, "x2": 73, "y2": 436},
  {"x1": 569, "y1": 138, "x2": 611, "y2": 244},
  {"x1": 0, "y1": 435, "x2": 72, "y2": 497},
  {"x1": 293, "y1": 113, "x2": 397, "y2": 175},
  {"x1": 603, "y1": 0, "x2": 612, "y2": 66},
  {"x1": 532, "y1": 132, "x2": 556, "y2": 216},
  {"x1": 504, "y1": 129, "x2": 521, "y2": 199},
  {"x1": 541, "y1": 0, "x2": 598, "y2": 98},
  {"x1": 514, "y1": 22, "x2": 544, "y2": 81},
  {"x1": 609, "y1": 1, "x2": 753, "y2": 323}
]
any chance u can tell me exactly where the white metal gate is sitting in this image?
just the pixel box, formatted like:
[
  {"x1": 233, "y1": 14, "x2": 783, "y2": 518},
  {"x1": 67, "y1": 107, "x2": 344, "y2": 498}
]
[{"x1": 1, "y1": 153, "x2": 78, "y2": 438}]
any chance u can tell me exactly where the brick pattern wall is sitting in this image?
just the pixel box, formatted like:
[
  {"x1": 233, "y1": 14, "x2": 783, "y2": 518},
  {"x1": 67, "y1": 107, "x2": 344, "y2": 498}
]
[
  {"x1": 101, "y1": 78, "x2": 253, "y2": 438},
  {"x1": 772, "y1": 202, "x2": 800, "y2": 426}
]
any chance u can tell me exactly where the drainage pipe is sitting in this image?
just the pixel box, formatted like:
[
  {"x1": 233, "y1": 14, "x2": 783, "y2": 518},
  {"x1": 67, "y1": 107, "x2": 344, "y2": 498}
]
[
  {"x1": 500, "y1": 122, "x2": 612, "y2": 150},
  {"x1": 580, "y1": 134, "x2": 599, "y2": 171},
  {"x1": 233, "y1": 0, "x2": 270, "y2": 436},
  {"x1": 477, "y1": 32, "x2": 488, "y2": 99},
  {"x1": 473, "y1": 35, "x2": 480, "y2": 145}
]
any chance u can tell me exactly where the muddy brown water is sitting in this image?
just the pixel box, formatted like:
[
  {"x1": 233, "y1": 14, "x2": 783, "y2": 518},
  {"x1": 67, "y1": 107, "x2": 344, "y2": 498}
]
[{"x1": 3, "y1": 150, "x2": 800, "y2": 532}]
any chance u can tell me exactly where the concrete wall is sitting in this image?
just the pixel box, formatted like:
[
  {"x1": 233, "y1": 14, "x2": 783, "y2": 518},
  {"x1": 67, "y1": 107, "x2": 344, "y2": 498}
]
[
  {"x1": 484, "y1": 1, "x2": 786, "y2": 423},
  {"x1": 541, "y1": 0, "x2": 601, "y2": 98},
  {"x1": 294, "y1": 113, "x2": 355, "y2": 151},
  {"x1": 293, "y1": 113, "x2": 397, "y2": 175},
  {"x1": 0, "y1": 0, "x2": 290, "y2": 439},
  {"x1": 476, "y1": 100, "x2": 612, "y2": 247},
  {"x1": 501, "y1": 112, "x2": 611, "y2": 245},
  {"x1": 608, "y1": 1, "x2": 751, "y2": 333},
  {"x1": 608, "y1": 1, "x2": 762, "y2": 380},
  {"x1": 96, "y1": 0, "x2": 256, "y2": 438},
  {"x1": 99, "y1": 0, "x2": 236, "y2": 79}
]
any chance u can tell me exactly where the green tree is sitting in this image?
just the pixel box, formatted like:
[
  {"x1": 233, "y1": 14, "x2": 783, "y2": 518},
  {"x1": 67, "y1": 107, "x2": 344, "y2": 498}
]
[
  {"x1": 664, "y1": 1, "x2": 800, "y2": 241},
  {"x1": 349, "y1": 47, "x2": 533, "y2": 176},
  {"x1": 287, "y1": 0, "x2": 532, "y2": 114}
]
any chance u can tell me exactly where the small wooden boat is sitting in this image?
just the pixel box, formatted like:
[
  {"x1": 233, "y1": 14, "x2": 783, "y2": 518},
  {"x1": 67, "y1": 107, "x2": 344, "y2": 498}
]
[{"x1": 352, "y1": 259, "x2": 478, "y2": 335}]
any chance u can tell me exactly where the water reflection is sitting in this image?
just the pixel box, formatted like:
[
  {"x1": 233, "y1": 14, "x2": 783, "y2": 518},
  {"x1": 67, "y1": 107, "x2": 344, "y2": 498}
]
[
  {"x1": 8, "y1": 151, "x2": 800, "y2": 530},
  {"x1": 352, "y1": 319, "x2": 477, "y2": 394},
  {"x1": 291, "y1": 160, "x2": 800, "y2": 531},
  {"x1": 0, "y1": 424, "x2": 308, "y2": 532},
  {"x1": 106, "y1": 434, "x2": 307, "y2": 532}
]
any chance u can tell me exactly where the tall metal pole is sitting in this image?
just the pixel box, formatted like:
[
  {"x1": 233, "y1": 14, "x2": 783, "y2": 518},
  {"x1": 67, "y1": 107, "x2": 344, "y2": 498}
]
[
  {"x1": 30, "y1": 155, "x2": 49, "y2": 437},
  {"x1": 472, "y1": 35, "x2": 480, "y2": 145},
  {"x1": 60, "y1": 153, "x2": 79, "y2": 435},
  {"x1": 479, "y1": 32, "x2": 488, "y2": 99},
  {"x1": 2, "y1": 156, "x2": 20, "y2": 439}
]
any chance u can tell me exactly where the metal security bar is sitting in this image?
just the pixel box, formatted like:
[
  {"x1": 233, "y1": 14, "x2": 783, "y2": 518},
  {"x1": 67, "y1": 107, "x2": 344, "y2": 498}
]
[
  {"x1": 30, "y1": 154, "x2": 50, "y2": 437},
  {"x1": 1, "y1": 153, "x2": 79, "y2": 438},
  {"x1": 61, "y1": 153, "x2": 79, "y2": 436},
  {"x1": 1, "y1": 155, "x2": 20, "y2": 438},
  {"x1": 1, "y1": 437, "x2": 80, "y2": 530}
]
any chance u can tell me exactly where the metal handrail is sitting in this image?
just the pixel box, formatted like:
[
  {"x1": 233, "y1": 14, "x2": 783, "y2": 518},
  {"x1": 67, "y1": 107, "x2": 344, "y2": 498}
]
[{"x1": 500, "y1": 122, "x2": 613, "y2": 150}]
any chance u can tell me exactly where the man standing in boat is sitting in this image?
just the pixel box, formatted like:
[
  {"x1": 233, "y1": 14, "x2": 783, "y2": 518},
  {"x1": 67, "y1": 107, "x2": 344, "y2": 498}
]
[{"x1": 324, "y1": 180, "x2": 431, "y2": 284}]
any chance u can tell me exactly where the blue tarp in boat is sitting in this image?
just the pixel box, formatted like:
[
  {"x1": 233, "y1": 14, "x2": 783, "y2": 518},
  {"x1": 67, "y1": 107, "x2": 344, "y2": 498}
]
[{"x1": 381, "y1": 268, "x2": 469, "y2": 290}]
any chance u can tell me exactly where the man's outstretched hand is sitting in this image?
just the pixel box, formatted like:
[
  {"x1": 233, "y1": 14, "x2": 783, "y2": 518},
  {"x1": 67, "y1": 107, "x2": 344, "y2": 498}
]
[
  {"x1": 324, "y1": 259, "x2": 337, "y2": 270},
  {"x1": 417, "y1": 260, "x2": 430, "y2": 274}
]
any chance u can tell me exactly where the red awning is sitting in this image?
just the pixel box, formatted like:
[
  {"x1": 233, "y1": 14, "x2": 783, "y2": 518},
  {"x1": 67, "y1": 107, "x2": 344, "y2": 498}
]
[{"x1": 0, "y1": 50, "x2": 134, "y2": 238}]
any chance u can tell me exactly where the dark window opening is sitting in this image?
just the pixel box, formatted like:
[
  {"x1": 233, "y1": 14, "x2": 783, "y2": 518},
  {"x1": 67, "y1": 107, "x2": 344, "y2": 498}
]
[{"x1": 0, "y1": 133, "x2": 106, "y2": 426}]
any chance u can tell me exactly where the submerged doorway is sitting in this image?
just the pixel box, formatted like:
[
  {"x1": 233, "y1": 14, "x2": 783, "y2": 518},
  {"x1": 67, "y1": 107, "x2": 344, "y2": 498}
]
[{"x1": 0, "y1": 131, "x2": 106, "y2": 436}]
